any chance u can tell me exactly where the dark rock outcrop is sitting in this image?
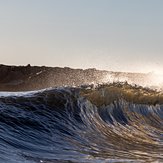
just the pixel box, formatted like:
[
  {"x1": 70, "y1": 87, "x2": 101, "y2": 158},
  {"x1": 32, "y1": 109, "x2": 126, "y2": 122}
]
[{"x1": 0, "y1": 64, "x2": 154, "y2": 91}]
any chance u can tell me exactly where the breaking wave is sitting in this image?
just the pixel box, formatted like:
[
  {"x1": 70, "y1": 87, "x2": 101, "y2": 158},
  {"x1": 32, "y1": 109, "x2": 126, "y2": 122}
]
[{"x1": 0, "y1": 83, "x2": 163, "y2": 163}]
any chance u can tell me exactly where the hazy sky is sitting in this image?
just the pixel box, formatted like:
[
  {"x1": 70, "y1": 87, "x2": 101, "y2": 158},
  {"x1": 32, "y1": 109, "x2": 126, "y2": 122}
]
[{"x1": 0, "y1": 0, "x2": 163, "y2": 73}]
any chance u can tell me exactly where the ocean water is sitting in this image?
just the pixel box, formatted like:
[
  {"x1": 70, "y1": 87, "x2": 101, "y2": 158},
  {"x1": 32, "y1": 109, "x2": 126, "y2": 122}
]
[{"x1": 0, "y1": 83, "x2": 162, "y2": 163}]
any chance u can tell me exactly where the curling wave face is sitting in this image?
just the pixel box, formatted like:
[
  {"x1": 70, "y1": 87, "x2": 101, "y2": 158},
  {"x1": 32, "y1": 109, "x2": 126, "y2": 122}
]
[{"x1": 0, "y1": 83, "x2": 163, "y2": 163}]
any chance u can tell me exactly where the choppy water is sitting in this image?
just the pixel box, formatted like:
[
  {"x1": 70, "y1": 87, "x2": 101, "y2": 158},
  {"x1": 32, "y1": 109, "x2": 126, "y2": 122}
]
[{"x1": 0, "y1": 84, "x2": 163, "y2": 163}]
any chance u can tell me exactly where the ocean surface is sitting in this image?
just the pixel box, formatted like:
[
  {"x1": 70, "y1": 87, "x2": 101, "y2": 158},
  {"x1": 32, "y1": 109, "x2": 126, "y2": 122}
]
[{"x1": 0, "y1": 83, "x2": 163, "y2": 163}]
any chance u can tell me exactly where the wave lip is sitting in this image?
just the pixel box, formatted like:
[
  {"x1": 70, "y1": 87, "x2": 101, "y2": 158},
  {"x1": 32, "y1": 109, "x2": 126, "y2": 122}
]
[
  {"x1": 81, "y1": 82, "x2": 163, "y2": 106},
  {"x1": 0, "y1": 83, "x2": 163, "y2": 163}
]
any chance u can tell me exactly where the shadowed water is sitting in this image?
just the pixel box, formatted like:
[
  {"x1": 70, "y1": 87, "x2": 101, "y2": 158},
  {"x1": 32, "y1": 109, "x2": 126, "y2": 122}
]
[{"x1": 0, "y1": 84, "x2": 163, "y2": 163}]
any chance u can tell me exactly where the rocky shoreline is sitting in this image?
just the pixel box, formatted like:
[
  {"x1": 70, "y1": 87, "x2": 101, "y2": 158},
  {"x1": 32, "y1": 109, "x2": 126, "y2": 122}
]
[{"x1": 0, "y1": 64, "x2": 153, "y2": 91}]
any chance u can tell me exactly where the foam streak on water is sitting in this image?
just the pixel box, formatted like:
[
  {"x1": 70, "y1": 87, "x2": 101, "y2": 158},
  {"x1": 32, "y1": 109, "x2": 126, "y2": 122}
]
[{"x1": 0, "y1": 83, "x2": 163, "y2": 163}]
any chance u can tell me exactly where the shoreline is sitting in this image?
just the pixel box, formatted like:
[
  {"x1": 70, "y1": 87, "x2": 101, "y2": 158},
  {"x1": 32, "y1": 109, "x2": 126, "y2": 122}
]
[{"x1": 0, "y1": 64, "x2": 158, "y2": 92}]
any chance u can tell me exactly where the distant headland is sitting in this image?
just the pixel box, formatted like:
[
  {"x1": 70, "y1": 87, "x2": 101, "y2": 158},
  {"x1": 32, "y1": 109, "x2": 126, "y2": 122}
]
[{"x1": 0, "y1": 64, "x2": 157, "y2": 91}]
